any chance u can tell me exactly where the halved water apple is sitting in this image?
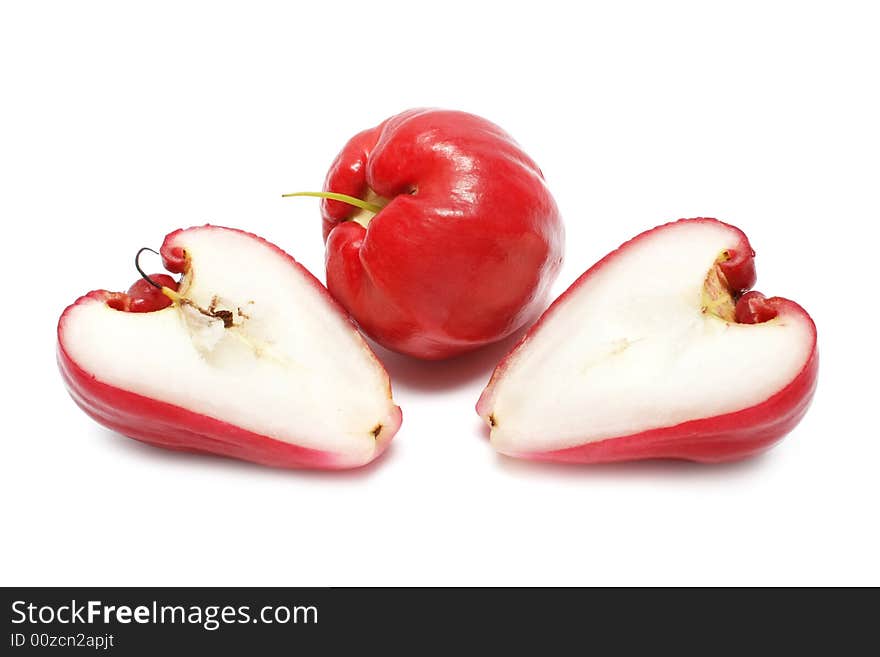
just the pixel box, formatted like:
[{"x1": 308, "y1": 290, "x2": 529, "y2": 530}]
[
  {"x1": 58, "y1": 226, "x2": 402, "y2": 469},
  {"x1": 477, "y1": 218, "x2": 818, "y2": 464}
]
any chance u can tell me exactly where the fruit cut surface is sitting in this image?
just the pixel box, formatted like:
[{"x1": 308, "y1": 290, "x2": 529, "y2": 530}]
[
  {"x1": 477, "y1": 218, "x2": 817, "y2": 463},
  {"x1": 58, "y1": 226, "x2": 400, "y2": 469}
]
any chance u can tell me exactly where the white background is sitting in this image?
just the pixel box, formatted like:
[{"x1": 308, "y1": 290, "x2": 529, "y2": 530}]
[{"x1": 2, "y1": 1, "x2": 878, "y2": 586}]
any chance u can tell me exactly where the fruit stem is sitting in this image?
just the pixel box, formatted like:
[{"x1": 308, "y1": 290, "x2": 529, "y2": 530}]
[
  {"x1": 135, "y1": 247, "x2": 163, "y2": 289},
  {"x1": 135, "y1": 247, "x2": 181, "y2": 302},
  {"x1": 281, "y1": 191, "x2": 384, "y2": 214}
]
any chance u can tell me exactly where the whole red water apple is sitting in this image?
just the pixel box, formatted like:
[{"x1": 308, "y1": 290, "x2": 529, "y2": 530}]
[{"x1": 287, "y1": 108, "x2": 565, "y2": 360}]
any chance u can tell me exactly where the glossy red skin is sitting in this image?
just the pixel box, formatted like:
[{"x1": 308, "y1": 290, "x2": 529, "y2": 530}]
[
  {"x1": 57, "y1": 226, "x2": 402, "y2": 470},
  {"x1": 104, "y1": 274, "x2": 178, "y2": 313},
  {"x1": 321, "y1": 108, "x2": 565, "y2": 360},
  {"x1": 476, "y1": 218, "x2": 819, "y2": 464}
]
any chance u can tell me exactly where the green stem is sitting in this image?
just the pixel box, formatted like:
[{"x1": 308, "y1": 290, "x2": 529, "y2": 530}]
[{"x1": 281, "y1": 191, "x2": 383, "y2": 214}]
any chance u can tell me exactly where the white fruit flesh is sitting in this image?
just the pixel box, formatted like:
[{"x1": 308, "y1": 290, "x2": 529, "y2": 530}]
[
  {"x1": 61, "y1": 227, "x2": 396, "y2": 465},
  {"x1": 484, "y1": 221, "x2": 813, "y2": 455}
]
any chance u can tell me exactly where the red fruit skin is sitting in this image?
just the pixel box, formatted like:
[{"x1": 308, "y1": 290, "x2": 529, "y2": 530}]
[
  {"x1": 104, "y1": 275, "x2": 179, "y2": 313},
  {"x1": 321, "y1": 108, "x2": 565, "y2": 360},
  {"x1": 57, "y1": 226, "x2": 401, "y2": 470},
  {"x1": 476, "y1": 218, "x2": 819, "y2": 464}
]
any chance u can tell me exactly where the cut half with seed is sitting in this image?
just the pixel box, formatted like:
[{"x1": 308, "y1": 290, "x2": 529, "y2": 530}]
[{"x1": 58, "y1": 225, "x2": 401, "y2": 469}]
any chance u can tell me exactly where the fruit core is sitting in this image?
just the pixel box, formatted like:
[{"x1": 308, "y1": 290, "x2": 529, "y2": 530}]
[{"x1": 701, "y1": 251, "x2": 738, "y2": 322}]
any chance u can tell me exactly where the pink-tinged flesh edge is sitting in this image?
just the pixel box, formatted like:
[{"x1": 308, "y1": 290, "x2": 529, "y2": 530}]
[
  {"x1": 57, "y1": 225, "x2": 402, "y2": 471},
  {"x1": 475, "y1": 217, "x2": 819, "y2": 464}
]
